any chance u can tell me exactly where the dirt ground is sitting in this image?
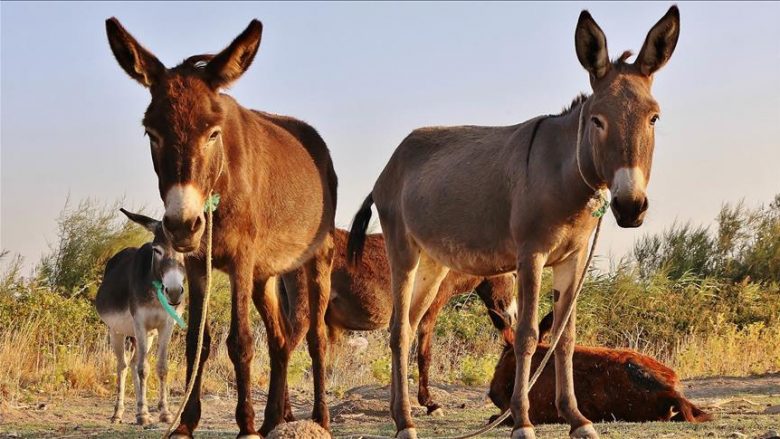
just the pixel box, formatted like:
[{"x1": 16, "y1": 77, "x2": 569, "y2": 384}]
[{"x1": 2, "y1": 374, "x2": 779, "y2": 438}]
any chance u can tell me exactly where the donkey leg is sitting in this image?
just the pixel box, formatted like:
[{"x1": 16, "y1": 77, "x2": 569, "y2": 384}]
[
  {"x1": 156, "y1": 321, "x2": 175, "y2": 423},
  {"x1": 510, "y1": 254, "x2": 543, "y2": 439},
  {"x1": 171, "y1": 258, "x2": 211, "y2": 439},
  {"x1": 132, "y1": 325, "x2": 152, "y2": 426},
  {"x1": 226, "y1": 257, "x2": 259, "y2": 438},
  {"x1": 278, "y1": 270, "x2": 311, "y2": 423},
  {"x1": 110, "y1": 332, "x2": 129, "y2": 423},
  {"x1": 254, "y1": 276, "x2": 293, "y2": 436},
  {"x1": 305, "y1": 232, "x2": 335, "y2": 430},
  {"x1": 381, "y1": 221, "x2": 421, "y2": 438},
  {"x1": 412, "y1": 263, "x2": 450, "y2": 417},
  {"x1": 552, "y1": 254, "x2": 598, "y2": 439}
]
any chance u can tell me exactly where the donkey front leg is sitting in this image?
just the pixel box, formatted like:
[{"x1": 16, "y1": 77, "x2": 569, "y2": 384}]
[
  {"x1": 552, "y1": 253, "x2": 599, "y2": 439},
  {"x1": 131, "y1": 324, "x2": 153, "y2": 426},
  {"x1": 109, "y1": 332, "x2": 130, "y2": 423},
  {"x1": 510, "y1": 254, "x2": 543, "y2": 439},
  {"x1": 171, "y1": 258, "x2": 211, "y2": 439},
  {"x1": 305, "y1": 233, "x2": 335, "y2": 430},
  {"x1": 227, "y1": 257, "x2": 260, "y2": 438},
  {"x1": 156, "y1": 320, "x2": 175, "y2": 423},
  {"x1": 254, "y1": 276, "x2": 294, "y2": 436}
]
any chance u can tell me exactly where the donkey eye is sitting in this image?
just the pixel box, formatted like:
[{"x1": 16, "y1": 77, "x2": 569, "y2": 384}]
[
  {"x1": 153, "y1": 246, "x2": 164, "y2": 257},
  {"x1": 145, "y1": 131, "x2": 160, "y2": 148},
  {"x1": 591, "y1": 117, "x2": 604, "y2": 129},
  {"x1": 208, "y1": 130, "x2": 221, "y2": 142},
  {"x1": 650, "y1": 114, "x2": 660, "y2": 126}
]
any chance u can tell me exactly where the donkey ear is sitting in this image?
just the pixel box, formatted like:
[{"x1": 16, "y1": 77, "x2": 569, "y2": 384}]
[
  {"x1": 635, "y1": 6, "x2": 680, "y2": 76},
  {"x1": 105, "y1": 18, "x2": 165, "y2": 88},
  {"x1": 204, "y1": 20, "x2": 263, "y2": 89},
  {"x1": 575, "y1": 10, "x2": 610, "y2": 80},
  {"x1": 120, "y1": 208, "x2": 160, "y2": 234}
]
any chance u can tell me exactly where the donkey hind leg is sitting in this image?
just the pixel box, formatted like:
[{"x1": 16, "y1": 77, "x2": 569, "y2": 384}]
[
  {"x1": 380, "y1": 221, "x2": 422, "y2": 439},
  {"x1": 305, "y1": 232, "x2": 335, "y2": 430},
  {"x1": 510, "y1": 254, "x2": 544, "y2": 439},
  {"x1": 552, "y1": 254, "x2": 598, "y2": 439},
  {"x1": 278, "y1": 269, "x2": 311, "y2": 424},
  {"x1": 415, "y1": 281, "x2": 450, "y2": 417},
  {"x1": 226, "y1": 257, "x2": 260, "y2": 438},
  {"x1": 131, "y1": 325, "x2": 154, "y2": 426},
  {"x1": 156, "y1": 321, "x2": 175, "y2": 423},
  {"x1": 254, "y1": 276, "x2": 293, "y2": 436},
  {"x1": 172, "y1": 258, "x2": 211, "y2": 439},
  {"x1": 110, "y1": 332, "x2": 130, "y2": 423}
]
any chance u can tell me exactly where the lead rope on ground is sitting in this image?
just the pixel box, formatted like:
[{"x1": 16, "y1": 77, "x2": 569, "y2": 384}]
[{"x1": 162, "y1": 191, "x2": 217, "y2": 439}]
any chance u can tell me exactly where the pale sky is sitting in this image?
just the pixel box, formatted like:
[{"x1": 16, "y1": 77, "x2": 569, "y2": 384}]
[{"x1": 2, "y1": 2, "x2": 779, "y2": 272}]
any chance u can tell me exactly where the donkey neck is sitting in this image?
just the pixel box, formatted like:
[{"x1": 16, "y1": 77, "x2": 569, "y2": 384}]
[{"x1": 535, "y1": 98, "x2": 605, "y2": 214}]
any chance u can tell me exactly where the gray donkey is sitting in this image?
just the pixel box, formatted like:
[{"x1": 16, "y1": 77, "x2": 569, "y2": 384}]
[{"x1": 95, "y1": 208, "x2": 186, "y2": 425}]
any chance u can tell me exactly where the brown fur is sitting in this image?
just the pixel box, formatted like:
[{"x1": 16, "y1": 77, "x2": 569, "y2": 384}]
[
  {"x1": 106, "y1": 18, "x2": 337, "y2": 437},
  {"x1": 488, "y1": 313, "x2": 713, "y2": 425},
  {"x1": 348, "y1": 7, "x2": 680, "y2": 437}
]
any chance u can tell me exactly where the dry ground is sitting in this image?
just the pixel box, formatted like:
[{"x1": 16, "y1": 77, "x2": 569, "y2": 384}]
[{"x1": 1, "y1": 374, "x2": 779, "y2": 439}]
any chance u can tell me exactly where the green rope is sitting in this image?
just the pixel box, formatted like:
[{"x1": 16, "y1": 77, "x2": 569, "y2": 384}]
[{"x1": 153, "y1": 280, "x2": 187, "y2": 328}]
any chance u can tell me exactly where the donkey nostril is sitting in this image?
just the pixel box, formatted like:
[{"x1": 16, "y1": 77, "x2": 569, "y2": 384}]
[
  {"x1": 162, "y1": 216, "x2": 175, "y2": 232},
  {"x1": 639, "y1": 197, "x2": 649, "y2": 214},
  {"x1": 190, "y1": 216, "x2": 203, "y2": 232}
]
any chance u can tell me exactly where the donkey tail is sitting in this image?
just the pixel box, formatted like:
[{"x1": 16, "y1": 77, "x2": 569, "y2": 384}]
[
  {"x1": 671, "y1": 395, "x2": 714, "y2": 423},
  {"x1": 347, "y1": 193, "x2": 374, "y2": 267}
]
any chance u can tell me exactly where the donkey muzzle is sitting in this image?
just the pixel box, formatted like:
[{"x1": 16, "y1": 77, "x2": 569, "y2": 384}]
[
  {"x1": 162, "y1": 215, "x2": 204, "y2": 252},
  {"x1": 611, "y1": 195, "x2": 648, "y2": 228}
]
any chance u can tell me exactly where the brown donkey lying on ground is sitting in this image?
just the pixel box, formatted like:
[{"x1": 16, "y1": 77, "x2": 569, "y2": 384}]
[
  {"x1": 106, "y1": 19, "x2": 337, "y2": 438},
  {"x1": 96, "y1": 209, "x2": 186, "y2": 426},
  {"x1": 281, "y1": 228, "x2": 516, "y2": 415},
  {"x1": 347, "y1": 7, "x2": 680, "y2": 439},
  {"x1": 488, "y1": 312, "x2": 713, "y2": 425}
]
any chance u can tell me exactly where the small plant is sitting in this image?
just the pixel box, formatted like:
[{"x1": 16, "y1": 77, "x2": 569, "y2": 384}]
[
  {"x1": 370, "y1": 356, "x2": 392, "y2": 385},
  {"x1": 458, "y1": 354, "x2": 497, "y2": 386}
]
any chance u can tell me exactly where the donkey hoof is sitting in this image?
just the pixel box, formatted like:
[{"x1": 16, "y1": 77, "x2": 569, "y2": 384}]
[
  {"x1": 136, "y1": 414, "x2": 152, "y2": 426},
  {"x1": 110, "y1": 415, "x2": 122, "y2": 424},
  {"x1": 570, "y1": 424, "x2": 599, "y2": 439},
  {"x1": 511, "y1": 426, "x2": 536, "y2": 439},
  {"x1": 396, "y1": 428, "x2": 418, "y2": 439}
]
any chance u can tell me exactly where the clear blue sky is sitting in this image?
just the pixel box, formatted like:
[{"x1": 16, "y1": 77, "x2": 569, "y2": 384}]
[{"x1": 2, "y1": 2, "x2": 779, "y2": 272}]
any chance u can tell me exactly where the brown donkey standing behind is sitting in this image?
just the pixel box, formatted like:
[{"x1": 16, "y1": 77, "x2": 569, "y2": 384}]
[
  {"x1": 348, "y1": 7, "x2": 680, "y2": 439},
  {"x1": 281, "y1": 229, "x2": 517, "y2": 415},
  {"x1": 105, "y1": 19, "x2": 337, "y2": 438}
]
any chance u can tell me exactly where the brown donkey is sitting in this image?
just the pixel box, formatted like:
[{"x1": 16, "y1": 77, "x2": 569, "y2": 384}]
[
  {"x1": 281, "y1": 229, "x2": 516, "y2": 415},
  {"x1": 488, "y1": 312, "x2": 712, "y2": 426},
  {"x1": 348, "y1": 7, "x2": 680, "y2": 439},
  {"x1": 105, "y1": 19, "x2": 337, "y2": 438}
]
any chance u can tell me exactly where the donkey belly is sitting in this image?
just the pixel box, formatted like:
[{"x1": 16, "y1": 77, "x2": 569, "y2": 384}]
[{"x1": 100, "y1": 310, "x2": 136, "y2": 337}]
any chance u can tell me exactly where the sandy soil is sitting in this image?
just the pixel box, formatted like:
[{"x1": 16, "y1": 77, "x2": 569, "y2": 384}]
[{"x1": 1, "y1": 374, "x2": 779, "y2": 438}]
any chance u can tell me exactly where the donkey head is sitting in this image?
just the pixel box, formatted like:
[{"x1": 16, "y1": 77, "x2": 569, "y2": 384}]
[
  {"x1": 106, "y1": 18, "x2": 263, "y2": 251},
  {"x1": 574, "y1": 6, "x2": 680, "y2": 227},
  {"x1": 121, "y1": 208, "x2": 187, "y2": 306}
]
